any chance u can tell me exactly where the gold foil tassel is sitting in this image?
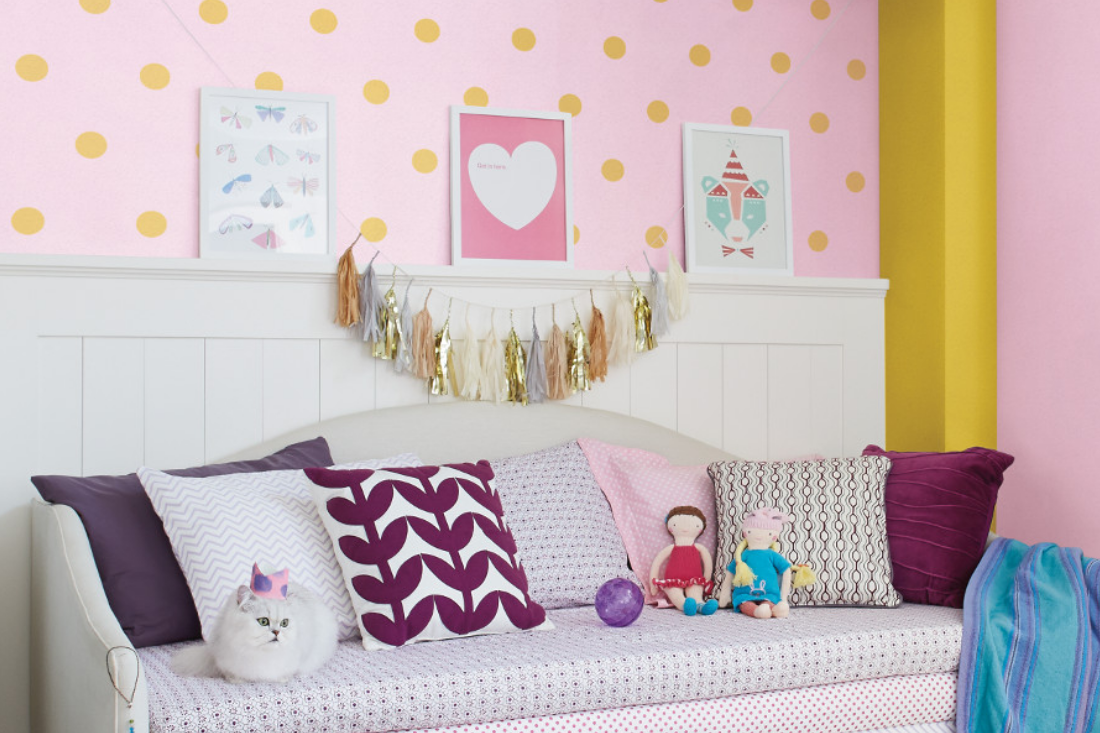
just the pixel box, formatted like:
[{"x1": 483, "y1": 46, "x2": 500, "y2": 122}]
[
  {"x1": 628, "y1": 268, "x2": 657, "y2": 353},
  {"x1": 504, "y1": 311, "x2": 528, "y2": 405},
  {"x1": 429, "y1": 303, "x2": 455, "y2": 396},
  {"x1": 373, "y1": 277, "x2": 400, "y2": 360},
  {"x1": 412, "y1": 289, "x2": 435, "y2": 379},
  {"x1": 546, "y1": 306, "x2": 570, "y2": 400},
  {"x1": 334, "y1": 240, "x2": 361, "y2": 328},
  {"x1": 588, "y1": 290, "x2": 608, "y2": 382},
  {"x1": 567, "y1": 305, "x2": 592, "y2": 393}
]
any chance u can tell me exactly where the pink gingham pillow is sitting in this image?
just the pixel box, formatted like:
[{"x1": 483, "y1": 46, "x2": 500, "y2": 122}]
[{"x1": 577, "y1": 438, "x2": 717, "y2": 605}]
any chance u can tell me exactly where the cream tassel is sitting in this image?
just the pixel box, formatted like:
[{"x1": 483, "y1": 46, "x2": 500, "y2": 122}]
[
  {"x1": 667, "y1": 252, "x2": 689, "y2": 320},
  {"x1": 412, "y1": 289, "x2": 435, "y2": 379},
  {"x1": 457, "y1": 308, "x2": 482, "y2": 401},
  {"x1": 525, "y1": 310, "x2": 547, "y2": 404},
  {"x1": 645, "y1": 252, "x2": 669, "y2": 337},
  {"x1": 334, "y1": 243, "x2": 360, "y2": 328},
  {"x1": 546, "y1": 306, "x2": 570, "y2": 400},
  {"x1": 588, "y1": 291, "x2": 608, "y2": 382},
  {"x1": 609, "y1": 278, "x2": 636, "y2": 365},
  {"x1": 480, "y1": 310, "x2": 507, "y2": 404}
]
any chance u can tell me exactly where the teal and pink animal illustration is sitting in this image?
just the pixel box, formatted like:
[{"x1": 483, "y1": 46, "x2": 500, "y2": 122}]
[{"x1": 700, "y1": 144, "x2": 769, "y2": 258}]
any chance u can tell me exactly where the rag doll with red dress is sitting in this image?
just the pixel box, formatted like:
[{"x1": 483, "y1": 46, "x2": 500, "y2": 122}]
[{"x1": 649, "y1": 505, "x2": 719, "y2": 616}]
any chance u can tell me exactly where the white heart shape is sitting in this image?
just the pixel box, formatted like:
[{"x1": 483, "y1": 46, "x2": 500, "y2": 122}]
[{"x1": 468, "y1": 142, "x2": 557, "y2": 231}]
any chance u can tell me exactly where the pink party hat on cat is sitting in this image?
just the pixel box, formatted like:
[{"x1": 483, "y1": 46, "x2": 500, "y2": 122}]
[{"x1": 250, "y1": 563, "x2": 289, "y2": 600}]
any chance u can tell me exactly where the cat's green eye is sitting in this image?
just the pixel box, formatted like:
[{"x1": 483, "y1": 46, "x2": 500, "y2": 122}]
[
  {"x1": 280, "y1": 619, "x2": 289, "y2": 628},
  {"x1": 257, "y1": 617, "x2": 270, "y2": 627}
]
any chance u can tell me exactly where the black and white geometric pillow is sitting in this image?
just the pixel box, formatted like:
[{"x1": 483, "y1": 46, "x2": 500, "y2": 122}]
[{"x1": 708, "y1": 456, "x2": 902, "y2": 608}]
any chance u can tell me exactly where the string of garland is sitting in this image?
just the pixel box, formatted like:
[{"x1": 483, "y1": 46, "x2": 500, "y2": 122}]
[{"x1": 332, "y1": 242, "x2": 689, "y2": 406}]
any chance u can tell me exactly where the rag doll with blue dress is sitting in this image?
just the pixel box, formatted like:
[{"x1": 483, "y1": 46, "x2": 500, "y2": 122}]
[{"x1": 718, "y1": 507, "x2": 816, "y2": 618}]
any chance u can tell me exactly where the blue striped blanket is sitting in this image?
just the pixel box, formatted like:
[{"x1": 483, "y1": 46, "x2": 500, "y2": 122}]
[{"x1": 958, "y1": 537, "x2": 1100, "y2": 732}]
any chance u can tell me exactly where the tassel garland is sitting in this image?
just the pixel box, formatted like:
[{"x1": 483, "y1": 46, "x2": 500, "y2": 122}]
[
  {"x1": 334, "y1": 244, "x2": 360, "y2": 328},
  {"x1": 373, "y1": 284, "x2": 400, "y2": 360},
  {"x1": 429, "y1": 311, "x2": 455, "y2": 396},
  {"x1": 480, "y1": 312, "x2": 507, "y2": 404},
  {"x1": 608, "y1": 281, "x2": 636, "y2": 366},
  {"x1": 525, "y1": 312, "x2": 547, "y2": 404},
  {"x1": 645, "y1": 252, "x2": 669, "y2": 337},
  {"x1": 457, "y1": 310, "x2": 482, "y2": 401},
  {"x1": 504, "y1": 313, "x2": 528, "y2": 406},
  {"x1": 546, "y1": 311, "x2": 570, "y2": 400},
  {"x1": 667, "y1": 252, "x2": 689, "y2": 320},
  {"x1": 567, "y1": 311, "x2": 592, "y2": 393},
  {"x1": 394, "y1": 284, "x2": 414, "y2": 374},
  {"x1": 412, "y1": 290, "x2": 435, "y2": 379},
  {"x1": 360, "y1": 252, "x2": 383, "y2": 344},
  {"x1": 588, "y1": 294, "x2": 608, "y2": 382}
]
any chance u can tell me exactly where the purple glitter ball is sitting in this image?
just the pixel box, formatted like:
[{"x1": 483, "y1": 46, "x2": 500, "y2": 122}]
[{"x1": 594, "y1": 578, "x2": 644, "y2": 627}]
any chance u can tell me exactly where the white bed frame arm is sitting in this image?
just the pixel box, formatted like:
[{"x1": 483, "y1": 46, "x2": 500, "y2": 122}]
[{"x1": 31, "y1": 499, "x2": 149, "y2": 733}]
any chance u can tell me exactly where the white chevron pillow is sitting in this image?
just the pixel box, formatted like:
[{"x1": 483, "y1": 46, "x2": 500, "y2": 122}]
[{"x1": 138, "y1": 453, "x2": 421, "y2": 642}]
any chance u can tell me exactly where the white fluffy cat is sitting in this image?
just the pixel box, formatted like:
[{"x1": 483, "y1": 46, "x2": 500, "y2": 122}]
[{"x1": 172, "y1": 583, "x2": 338, "y2": 683}]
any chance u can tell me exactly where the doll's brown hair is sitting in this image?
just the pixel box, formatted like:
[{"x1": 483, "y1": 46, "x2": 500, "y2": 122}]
[{"x1": 666, "y1": 505, "x2": 706, "y2": 533}]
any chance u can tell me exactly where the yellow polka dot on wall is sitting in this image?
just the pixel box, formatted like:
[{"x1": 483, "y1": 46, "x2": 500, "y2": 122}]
[
  {"x1": 573, "y1": 226, "x2": 580, "y2": 245},
  {"x1": 646, "y1": 226, "x2": 668, "y2": 248},
  {"x1": 360, "y1": 217, "x2": 387, "y2": 242},
  {"x1": 809, "y1": 112, "x2": 830, "y2": 133},
  {"x1": 733, "y1": 0, "x2": 753, "y2": 10},
  {"x1": 75, "y1": 132, "x2": 108, "y2": 159},
  {"x1": 137, "y1": 211, "x2": 167, "y2": 238},
  {"x1": 199, "y1": 0, "x2": 227, "y2": 24},
  {"x1": 730, "y1": 106, "x2": 752, "y2": 126},
  {"x1": 647, "y1": 101, "x2": 669, "y2": 123},
  {"x1": 811, "y1": 0, "x2": 831, "y2": 19},
  {"x1": 559, "y1": 94, "x2": 582, "y2": 117},
  {"x1": 808, "y1": 230, "x2": 829, "y2": 252},
  {"x1": 16, "y1": 54, "x2": 48, "y2": 82},
  {"x1": 415, "y1": 19, "x2": 440, "y2": 43},
  {"x1": 464, "y1": 86, "x2": 489, "y2": 106},
  {"x1": 602, "y1": 159, "x2": 624, "y2": 182},
  {"x1": 310, "y1": 9, "x2": 337, "y2": 34},
  {"x1": 140, "y1": 63, "x2": 170, "y2": 90},
  {"x1": 412, "y1": 149, "x2": 437, "y2": 173},
  {"x1": 604, "y1": 36, "x2": 626, "y2": 60},
  {"x1": 846, "y1": 172, "x2": 865, "y2": 193},
  {"x1": 512, "y1": 28, "x2": 536, "y2": 52},
  {"x1": 363, "y1": 79, "x2": 389, "y2": 104},
  {"x1": 771, "y1": 52, "x2": 791, "y2": 74},
  {"x1": 255, "y1": 72, "x2": 283, "y2": 91},
  {"x1": 11, "y1": 207, "x2": 44, "y2": 235},
  {"x1": 689, "y1": 45, "x2": 710, "y2": 67},
  {"x1": 848, "y1": 59, "x2": 866, "y2": 80},
  {"x1": 80, "y1": 0, "x2": 110, "y2": 14}
]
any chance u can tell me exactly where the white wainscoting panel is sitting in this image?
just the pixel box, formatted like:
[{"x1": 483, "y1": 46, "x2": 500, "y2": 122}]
[
  {"x1": 767, "y1": 344, "x2": 844, "y2": 460},
  {"x1": 319, "y1": 338, "x2": 376, "y2": 421},
  {"x1": 629, "y1": 345, "x2": 678, "y2": 431},
  {"x1": 145, "y1": 338, "x2": 205, "y2": 470},
  {"x1": 36, "y1": 337, "x2": 83, "y2": 477},
  {"x1": 721, "y1": 344, "x2": 769, "y2": 460},
  {"x1": 205, "y1": 339, "x2": 264, "y2": 461},
  {"x1": 262, "y1": 339, "x2": 320, "y2": 441},
  {"x1": 677, "y1": 344, "x2": 724, "y2": 447},
  {"x1": 83, "y1": 338, "x2": 145, "y2": 477}
]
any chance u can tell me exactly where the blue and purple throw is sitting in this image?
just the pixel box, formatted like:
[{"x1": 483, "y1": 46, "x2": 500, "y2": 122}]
[{"x1": 958, "y1": 537, "x2": 1100, "y2": 732}]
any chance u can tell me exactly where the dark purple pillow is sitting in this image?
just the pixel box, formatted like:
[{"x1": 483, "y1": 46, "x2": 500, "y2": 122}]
[
  {"x1": 862, "y1": 445, "x2": 1014, "y2": 608},
  {"x1": 32, "y1": 437, "x2": 333, "y2": 648}
]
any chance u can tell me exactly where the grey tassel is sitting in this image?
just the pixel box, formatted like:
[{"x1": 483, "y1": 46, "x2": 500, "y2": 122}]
[
  {"x1": 526, "y1": 311, "x2": 547, "y2": 404},
  {"x1": 645, "y1": 252, "x2": 669, "y2": 336},
  {"x1": 394, "y1": 282, "x2": 414, "y2": 373},
  {"x1": 360, "y1": 252, "x2": 382, "y2": 344}
]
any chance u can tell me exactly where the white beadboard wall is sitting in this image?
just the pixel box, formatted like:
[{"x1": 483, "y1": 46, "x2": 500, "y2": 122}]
[{"x1": 0, "y1": 253, "x2": 887, "y2": 726}]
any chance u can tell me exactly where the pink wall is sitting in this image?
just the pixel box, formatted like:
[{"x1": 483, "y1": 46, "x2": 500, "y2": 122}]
[
  {"x1": 997, "y1": 2, "x2": 1100, "y2": 555},
  {"x1": 4, "y1": 1, "x2": 878, "y2": 276}
]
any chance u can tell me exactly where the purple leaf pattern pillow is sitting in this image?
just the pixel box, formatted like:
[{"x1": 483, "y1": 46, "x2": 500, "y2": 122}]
[{"x1": 306, "y1": 462, "x2": 551, "y2": 651}]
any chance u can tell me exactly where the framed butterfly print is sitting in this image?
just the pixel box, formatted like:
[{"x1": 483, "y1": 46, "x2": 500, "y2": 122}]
[{"x1": 199, "y1": 87, "x2": 336, "y2": 259}]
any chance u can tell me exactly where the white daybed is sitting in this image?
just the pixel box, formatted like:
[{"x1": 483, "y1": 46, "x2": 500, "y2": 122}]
[{"x1": 31, "y1": 403, "x2": 962, "y2": 733}]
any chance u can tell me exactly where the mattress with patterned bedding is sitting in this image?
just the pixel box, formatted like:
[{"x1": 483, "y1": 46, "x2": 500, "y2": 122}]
[{"x1": 140, "y1": 604, "x2": 964, "y2": 733}]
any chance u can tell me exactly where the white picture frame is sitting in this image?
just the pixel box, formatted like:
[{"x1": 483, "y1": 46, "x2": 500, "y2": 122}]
[
  {"x1": 682, "y1": 123, "x2": 793, "y2": 275},
  {"x1": 199, "y1": 87, "x2": 336, "y2": 260},
  {"x1": 450, "y1": 106, "x2": 573, "y2": 268}
]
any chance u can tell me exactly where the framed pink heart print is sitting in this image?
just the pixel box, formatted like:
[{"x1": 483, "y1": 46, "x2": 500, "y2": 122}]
[{"x1": 450, "y1": 107, "x2": 573, "y2": 267}]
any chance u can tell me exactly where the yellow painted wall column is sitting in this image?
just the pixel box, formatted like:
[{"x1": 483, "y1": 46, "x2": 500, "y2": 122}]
[{"x1": 879, "y1": 1, "x2": 998, "y2": 452}]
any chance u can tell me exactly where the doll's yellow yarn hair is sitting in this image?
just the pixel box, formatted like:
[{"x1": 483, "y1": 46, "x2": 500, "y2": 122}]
[
  {"x1": 731, "y1": 539, "x2": 782, "y2": 586},
  {"x1": 792, "y1": 563, "x2": 817, "y2": 589}
]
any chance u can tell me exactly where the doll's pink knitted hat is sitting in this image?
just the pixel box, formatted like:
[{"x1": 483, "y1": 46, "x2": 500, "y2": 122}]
[{"x1": 741, "y1": 507, "x2": 791, "y2": 532}]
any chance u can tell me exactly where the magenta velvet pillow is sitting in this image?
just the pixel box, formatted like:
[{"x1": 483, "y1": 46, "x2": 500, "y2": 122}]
[
  {"x1": 306, "y1": 462, "x2": 549, "y2": 651},
  {"x1": 862, "y1": 444, "x2": 1014, "y2": 608}
]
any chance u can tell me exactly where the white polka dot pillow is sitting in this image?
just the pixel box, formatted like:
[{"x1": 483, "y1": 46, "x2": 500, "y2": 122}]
[
  {"x1": 708, "y1": 457, "x2": 902, "y2": 608},
  {"x1": 306, "y1": 461, "x2": 551, "y2": 651},
  {"x1": 578, "y1": 438, "x2": 717, "y2": 605},
  {"x1": 490, "y1": 441, "x2": 632, "y2": 609}
]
